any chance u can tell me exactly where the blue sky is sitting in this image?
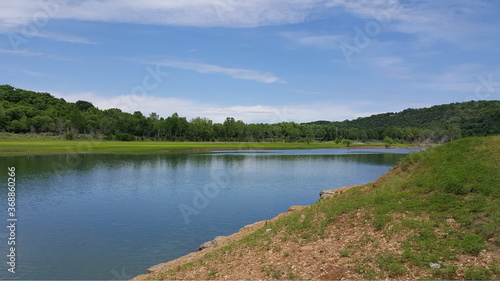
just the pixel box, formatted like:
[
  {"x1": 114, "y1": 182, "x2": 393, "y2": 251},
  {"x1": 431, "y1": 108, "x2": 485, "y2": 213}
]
[{"x1": 1, "y1": 0, "x2": 499, "y2": 123}]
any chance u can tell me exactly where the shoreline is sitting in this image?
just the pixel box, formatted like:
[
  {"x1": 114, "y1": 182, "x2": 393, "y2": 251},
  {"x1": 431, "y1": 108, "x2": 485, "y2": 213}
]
[
  {"x1": 131, "y1": 184, "x2": 361, "y2": 280},
  {"x1": 0, "y1": 141, "x2": 426, "y2": 157}
]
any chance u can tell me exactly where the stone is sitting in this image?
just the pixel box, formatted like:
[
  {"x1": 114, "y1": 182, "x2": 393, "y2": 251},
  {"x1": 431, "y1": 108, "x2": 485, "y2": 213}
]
[
  {"x1": 429, "y1": 262, "x2": 441, "y2": 269},
  {"x1": 319, "y1": 190, "x2": 336, "y2": 199},
  {"x1": 199, "y1": 236, "x2": 226, "y2": 251},
  {"x1": 288, "y1": 205, "x2": 306, "y2": 212}
]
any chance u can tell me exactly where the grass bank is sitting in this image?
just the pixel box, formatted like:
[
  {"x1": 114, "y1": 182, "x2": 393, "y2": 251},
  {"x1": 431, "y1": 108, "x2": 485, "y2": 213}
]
[
  {"x1": 0, "y1": 133, "x2": 414, "y2": 156},
  {"x1": 134, "y1": 136, "x2": 500, "y2": 280}
]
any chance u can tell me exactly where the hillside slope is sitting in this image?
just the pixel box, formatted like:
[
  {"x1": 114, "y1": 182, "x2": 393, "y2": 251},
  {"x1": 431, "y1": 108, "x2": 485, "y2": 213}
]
[
  {"x1": 308, "y1": 100, "x2": 500, "y2": 138},
  {"x1": 133, "y1": 136, "x2": 500, "y2": 280}
]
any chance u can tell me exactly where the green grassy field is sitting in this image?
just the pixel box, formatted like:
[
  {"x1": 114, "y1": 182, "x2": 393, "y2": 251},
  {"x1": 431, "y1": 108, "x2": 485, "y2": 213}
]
[
  {"x1": 145, "y1": 136, "x2": 500, "y2": 280},
  {"x1": 0, "y1": 133, "x2": 411, "y2": 156}
]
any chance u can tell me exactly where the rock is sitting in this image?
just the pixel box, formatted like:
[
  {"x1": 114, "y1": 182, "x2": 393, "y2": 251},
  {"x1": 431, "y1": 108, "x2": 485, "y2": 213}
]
[
  {"x1": 199, "y1": 236, "x2": 226, "y2": 251},
  {"x1": 301, "y1": 245, "x2": 314, "y2": 251},
  {"x1": 429, "y1": 262, "x2": 441, "y2": 269},
  {"x1": 288, "y1": 205, "x2": 305, "y2": 212},
  {"x1": 319, "y1": 190, "x2": 336, "y2": 199}
]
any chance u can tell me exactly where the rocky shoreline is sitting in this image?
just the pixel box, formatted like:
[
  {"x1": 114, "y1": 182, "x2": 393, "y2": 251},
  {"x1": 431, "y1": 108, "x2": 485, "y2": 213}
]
[{"x1": 131, "y1": 185, "x2": 360, "y2": 280}]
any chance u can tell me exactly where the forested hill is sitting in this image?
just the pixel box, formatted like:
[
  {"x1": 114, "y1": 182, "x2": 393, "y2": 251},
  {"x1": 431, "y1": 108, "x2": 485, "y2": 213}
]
[
  {"x1": 308, "y1": 101, "x2": 500, "y2": 132},
  {"x1": 307, "y1": 101, "x2": 500, "y2": 140},
  {"x1": 1, "y1": 84, "x2": 499, "y2": 143}
]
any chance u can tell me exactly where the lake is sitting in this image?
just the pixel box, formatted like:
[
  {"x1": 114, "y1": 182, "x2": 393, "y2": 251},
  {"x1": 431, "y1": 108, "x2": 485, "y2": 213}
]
[{"x1": 0, "y1": 148, "x2": 419, "y2": 280}]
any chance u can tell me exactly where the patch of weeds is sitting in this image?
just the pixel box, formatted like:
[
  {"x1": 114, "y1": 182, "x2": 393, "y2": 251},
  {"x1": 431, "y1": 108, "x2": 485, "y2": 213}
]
[
  {"x1": 475, "y1": 222, "x2": 497, "y2": 240},
  {"x1": 286, "y1": 271, "x2": 297, "y2": 280},
  {"x1": 361, "y1": 235, "x2": 375, "y2": 243},
  {"x1": 461, "y1": 234, "x2": 486, "y2": 255},
  {"x1": 339, "y1": 249, "x2": 351, "y2": 257},
  {"x1": 490, "y1": 263, "x2": 500, "y2": 278},
  {"x1": 402, "y1": 224, "x2": 470, "y2": 267},
  {"x1": 283, "y1": 251, "x2": 290, "y2": 257},
  {"x1": 431, "y1": 264, "x2": 458, "y2": 280},
  {"x1": 376, "y1": 254, "x2": 406, "y2": 278},
  {"x1": 207, "y1": 268, "x2": 219, "y2": 279},
  {"x1": 260, "y1": 264, "x2": 283, "y2": 279},
  {"x1": 158, "y1": 268, "x2": 179, "y2": 279},
  {"x1": 300, "y1": 232, "x2": 312, "y2": 239},
  {"x1": 266, "y1": 244, "x2": 282, "y2": 252},
  {"x1": 180, "y1": 262, "x2": 195, "y2": 270},
  {"x1": 373, "y1": 213, "x2": 392, "y2": 230},
  {"x1": 464, "y1": 266, "x2": 492, "y2": 280},
  {"x1": 355, "y1": 264, "x2": 377, "y2": 280}
]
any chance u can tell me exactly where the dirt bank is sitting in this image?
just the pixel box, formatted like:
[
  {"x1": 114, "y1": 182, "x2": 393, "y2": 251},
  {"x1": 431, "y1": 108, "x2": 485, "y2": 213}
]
[{"x1": 132, "y1": 185, "x2": 361, "y2": 280}]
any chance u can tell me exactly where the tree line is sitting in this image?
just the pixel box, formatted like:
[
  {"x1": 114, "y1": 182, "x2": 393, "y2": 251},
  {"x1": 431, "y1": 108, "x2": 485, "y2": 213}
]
[{"x1": 1, "y1": 85, "x2": 499, "y2": 143}]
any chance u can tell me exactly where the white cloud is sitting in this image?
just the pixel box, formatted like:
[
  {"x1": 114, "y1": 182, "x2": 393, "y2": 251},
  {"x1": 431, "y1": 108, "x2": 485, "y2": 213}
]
[
  {"x1": 2, "y1": 0, "x2": 494, "y2": 52},
  {"x1": 57, "y1": 91, "x2": 376, "y2": 123},
  {"x1": 280, "y1": 31, "x2": 346, "y2": 49},
  {"x1": 0, "y1": 0, "x2": 333, "y2": 31},
  {"x1": 36, "y1": 31, "x2": 99, "y2": 45},
  {"x1": 156, "y1": 60, "x2": 284, "y2": 84},
  {"x1": 0, "y1": 48, "x2": 41, "y2": 56}
]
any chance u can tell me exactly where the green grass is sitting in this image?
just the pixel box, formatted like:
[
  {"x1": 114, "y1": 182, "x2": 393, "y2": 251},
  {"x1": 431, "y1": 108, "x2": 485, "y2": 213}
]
[
  {"x1": 153, "y1": 136, "x2": 500, "y2": 280},
  {"x1": 0, "y1": 133, "x2": 410, "y2": 156}
]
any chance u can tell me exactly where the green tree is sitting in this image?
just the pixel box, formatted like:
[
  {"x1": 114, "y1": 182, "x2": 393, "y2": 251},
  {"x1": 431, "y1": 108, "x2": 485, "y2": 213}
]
[
  {"x1": 75, "y1": 100, "x2": 94, "y2": 111},
  {"x1": 9, "y1": 116, "x2": 29, "y2": 133},
  {"x1": 384, "y1": 136, "x2": 394, "y2": 148},
  {"x1": 189, "y1": 117, "x2": 214, "y2": 141}
]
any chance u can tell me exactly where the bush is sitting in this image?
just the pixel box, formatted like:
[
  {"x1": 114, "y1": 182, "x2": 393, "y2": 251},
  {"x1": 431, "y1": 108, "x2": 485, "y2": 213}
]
[
  {"x1": 384, "y1": 136, "x2": 394, "y2": 148},
  {"x1": 342, "y1": 139, "x2": 352, "y2": 147},
  {"x1": 115, "y1": 132, "x2": 134, "y2": 141}
]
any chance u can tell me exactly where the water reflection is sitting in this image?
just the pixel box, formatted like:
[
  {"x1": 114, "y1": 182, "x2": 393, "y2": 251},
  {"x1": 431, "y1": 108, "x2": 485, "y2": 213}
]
[{"x1": 0, "y1": 149, "x2": 420, "y2": 280}]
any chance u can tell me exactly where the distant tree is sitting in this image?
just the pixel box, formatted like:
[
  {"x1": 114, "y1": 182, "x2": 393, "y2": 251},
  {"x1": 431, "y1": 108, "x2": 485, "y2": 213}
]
[
  {"x1": 75, "y1": 100, "x2": 94, "y2": 111},
  {"x1": 149, "y1": 112, "x2": 159, "y2": 121},
  {"x1": 8, "y1": 116, "x2": 29, "y2": 133},
  {"x1": 189, "y1": 117, "x2": 214, "y2": 141},
  {"x1": 384, "y1": 136, "x2": 394, "y2": 148}
]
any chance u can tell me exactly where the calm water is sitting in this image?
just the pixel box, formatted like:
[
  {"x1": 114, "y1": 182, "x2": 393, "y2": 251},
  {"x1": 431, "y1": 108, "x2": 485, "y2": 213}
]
[{"x1": 0, "y1": 149, "x2": 419, "y2": 280}]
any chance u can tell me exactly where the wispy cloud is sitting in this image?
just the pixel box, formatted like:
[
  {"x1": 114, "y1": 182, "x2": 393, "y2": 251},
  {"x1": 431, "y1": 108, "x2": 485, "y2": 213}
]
[
  {"x1": 155, "y1": 60, "x2": 284, "y2": 84},
  {"x1": 0, "y1": 0, "x2": 334, "y2": 30},
  {"x1": 0, "y1": 48, "x2": 72, "y2": 61},
  {"x1": 415, "y1": 65, "x2": 500, "y2": 95},
  {"x1": 370, "y1": 56, "x2": 415, "y2": 79},
  {"x1": 280, "y1": 31, "x2": 346, "y2": 49},
  {"x1": 36, "y1": 32, "x2": 99, "y2": 45},
  {"x1": 0, "y1": 48, "x2": 41, "y2": 56},
  {"x1": 2, "y1": 0, "x2": 495, "y2": 51}
]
